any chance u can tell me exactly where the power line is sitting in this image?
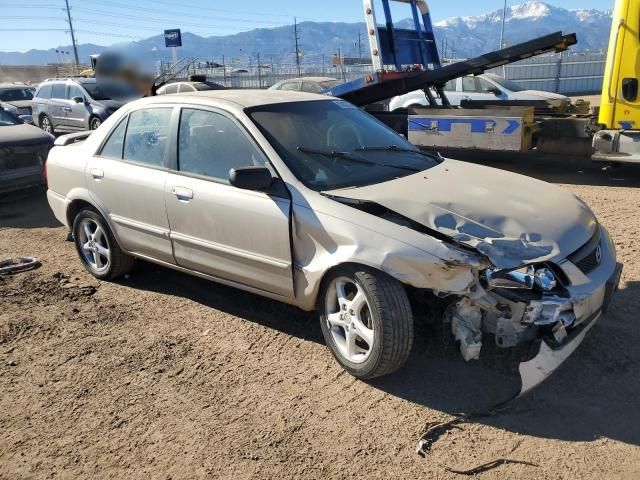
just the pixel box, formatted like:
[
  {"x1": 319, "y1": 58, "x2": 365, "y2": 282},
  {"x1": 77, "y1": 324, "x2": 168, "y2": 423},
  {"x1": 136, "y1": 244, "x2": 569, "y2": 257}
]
[{"x1": 113, "y1": 0, "x2": 296, "y2": 18}]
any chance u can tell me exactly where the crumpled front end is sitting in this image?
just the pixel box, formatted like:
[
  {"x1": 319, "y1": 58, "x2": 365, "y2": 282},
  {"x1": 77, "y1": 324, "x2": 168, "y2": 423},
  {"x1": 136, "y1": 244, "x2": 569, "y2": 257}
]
[{"x1": 444, "y1": 224, "x2": 622, "y2": 395}]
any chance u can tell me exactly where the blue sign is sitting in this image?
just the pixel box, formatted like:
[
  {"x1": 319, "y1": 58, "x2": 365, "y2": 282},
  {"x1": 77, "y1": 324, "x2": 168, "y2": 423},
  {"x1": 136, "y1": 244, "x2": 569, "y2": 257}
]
[{"x1": 164, "y1": 29, "x2": 182, "y2": 48}]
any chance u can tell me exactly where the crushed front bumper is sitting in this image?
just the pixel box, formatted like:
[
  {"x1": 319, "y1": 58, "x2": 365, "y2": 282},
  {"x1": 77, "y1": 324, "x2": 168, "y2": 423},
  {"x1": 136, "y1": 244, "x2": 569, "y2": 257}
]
[{"x1": 518, "y1": 262, "x2": 623, "y2": 395}]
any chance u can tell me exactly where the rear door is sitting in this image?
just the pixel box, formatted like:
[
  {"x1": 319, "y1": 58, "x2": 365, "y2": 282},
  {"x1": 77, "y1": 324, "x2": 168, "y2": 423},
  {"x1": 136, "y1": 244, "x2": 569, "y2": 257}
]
[
  {"x1": 86, "y1": 106, "x2": 175, "y2": 263},
  {"x1": 164, "y1": 106, "x2": 294, "y2": 298}
]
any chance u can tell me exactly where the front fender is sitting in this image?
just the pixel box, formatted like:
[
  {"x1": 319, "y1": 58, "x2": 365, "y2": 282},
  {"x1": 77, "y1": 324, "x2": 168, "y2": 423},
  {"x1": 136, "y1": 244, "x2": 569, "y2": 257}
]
[{"x1": 291, "y1": 204, "x2": 483, "y2": 311}]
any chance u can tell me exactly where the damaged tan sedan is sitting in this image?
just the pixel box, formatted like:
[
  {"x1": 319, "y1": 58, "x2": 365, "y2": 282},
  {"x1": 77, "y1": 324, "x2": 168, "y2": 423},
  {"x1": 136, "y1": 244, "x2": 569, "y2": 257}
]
[{"x1": 45, "y1": 91, "x2": 622, "y2": 393}]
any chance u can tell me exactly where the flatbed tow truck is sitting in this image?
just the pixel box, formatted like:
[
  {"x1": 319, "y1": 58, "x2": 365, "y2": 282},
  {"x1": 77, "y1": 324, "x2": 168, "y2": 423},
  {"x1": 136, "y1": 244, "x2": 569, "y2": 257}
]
[{"x1": 325, "y1": 0, "x2": 640, "y2": 166}]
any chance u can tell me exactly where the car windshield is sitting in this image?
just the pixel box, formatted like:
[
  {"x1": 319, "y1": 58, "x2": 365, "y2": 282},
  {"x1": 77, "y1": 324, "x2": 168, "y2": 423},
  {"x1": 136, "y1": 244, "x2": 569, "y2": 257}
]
[
  {"x1": 0, "y1": 109, "x2": 20, "y2": 126},
  {"x1": 80, "y1": 81, "x2": 138, "y2": 101},
  {"x1": 0, "y1": 88, "x2": 34, "y2": 101},
  {"x1": 486, "y1": 75, "x2": 525, "y2": 92},
  {"x1": 248, "y1": 100, "x2": 439, "y2": 191}
]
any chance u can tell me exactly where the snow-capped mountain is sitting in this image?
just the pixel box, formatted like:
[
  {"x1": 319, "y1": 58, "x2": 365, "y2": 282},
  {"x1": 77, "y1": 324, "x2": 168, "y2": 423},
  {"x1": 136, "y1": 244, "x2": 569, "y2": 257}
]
[
  {"x1": 430, "y1": 1, "x2": 612, "y2": 56},
  {"x1": 0, "y1": 1, "x2": 613, "y2": 65}
]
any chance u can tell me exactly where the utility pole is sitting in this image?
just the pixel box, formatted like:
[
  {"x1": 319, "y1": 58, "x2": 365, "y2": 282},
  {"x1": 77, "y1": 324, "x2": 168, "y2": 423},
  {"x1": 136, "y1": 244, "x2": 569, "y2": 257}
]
[
  {"x1": 294, "y1": 17, "x2": 301, "y2": 76},
  {"x1": 257, "y1": 52, "x2": 262, "y2": 88},
  {"x1": 499, "y1": 0, "x2": 508, "y2": 76},
  {"x1": 64, "y1": 0, "x2": 79, "y2": 65},
  {"x1": 357, "y1": 30, "x2": 362, "y2": 60}
]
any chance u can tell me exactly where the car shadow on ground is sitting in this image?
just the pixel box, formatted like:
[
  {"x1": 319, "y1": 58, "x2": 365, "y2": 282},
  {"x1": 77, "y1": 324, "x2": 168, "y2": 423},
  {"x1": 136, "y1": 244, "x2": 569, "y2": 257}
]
[
  {"x1": 0, "y1": 188, "x2": 61, "y2": 229},
  {"x1": 127, "y1": 259, "x2": 640, "y2": 446}
]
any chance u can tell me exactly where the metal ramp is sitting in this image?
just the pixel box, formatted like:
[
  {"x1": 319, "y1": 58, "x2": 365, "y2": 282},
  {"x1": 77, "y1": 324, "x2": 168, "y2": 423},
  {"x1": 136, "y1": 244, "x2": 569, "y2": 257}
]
[{"x1": 328, "y1": 31, "x2": 577, "y2": 106}]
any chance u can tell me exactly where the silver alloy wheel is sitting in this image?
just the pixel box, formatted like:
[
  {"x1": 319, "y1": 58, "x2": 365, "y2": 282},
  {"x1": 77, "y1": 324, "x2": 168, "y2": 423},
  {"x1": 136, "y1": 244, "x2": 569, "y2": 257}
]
[
  {"x1": 325, "y1": 276, "x2": 375, "y2": 364},
  {"x1": 41, "y1": 116, "x2": 52, "y2": 133},
  {"x1": 90, "y1": 117, "x2": 101, "y2": 130},
  {"x1": 77, "y1": 218, "x2": 111, "y2": 272}
]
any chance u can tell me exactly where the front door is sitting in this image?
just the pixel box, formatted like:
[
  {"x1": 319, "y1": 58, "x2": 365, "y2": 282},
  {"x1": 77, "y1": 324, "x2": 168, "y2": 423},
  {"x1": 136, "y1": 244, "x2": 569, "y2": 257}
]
[
  {"x1": 165, "y1": 107, "x2": 294, "y2": 298},
  {"x1": 86, "y1": 106, "x2": 175, "y2": 263},
  {"x1": 65, "y1": 83, "x2": 89, "y2": 131}
]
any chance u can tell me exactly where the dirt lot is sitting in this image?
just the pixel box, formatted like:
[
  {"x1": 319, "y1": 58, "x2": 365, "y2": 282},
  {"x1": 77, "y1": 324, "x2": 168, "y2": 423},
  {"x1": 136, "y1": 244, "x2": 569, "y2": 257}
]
[{"x1": 1, "y1": 155, "x2": 640, "y2": 479}]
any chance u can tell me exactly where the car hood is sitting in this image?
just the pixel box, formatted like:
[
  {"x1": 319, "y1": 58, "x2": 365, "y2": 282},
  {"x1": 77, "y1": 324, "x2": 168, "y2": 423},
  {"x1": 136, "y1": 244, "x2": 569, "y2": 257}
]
[
  {"x1": 324, "y1": 159, "x2": 597, "y2": 269},
  {"x1": 94, "y1": 99, "x2": 125, "y2": 110},
  {"x1": 0, "y1": 123, "x2": 54, "y2": 148},
  {"x1": 2, "y1": 99, "x2": 32, "y2": 109}
]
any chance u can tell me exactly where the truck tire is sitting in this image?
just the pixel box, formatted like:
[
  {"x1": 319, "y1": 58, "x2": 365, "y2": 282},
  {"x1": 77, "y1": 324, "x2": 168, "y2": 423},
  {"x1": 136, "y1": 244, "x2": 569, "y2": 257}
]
[{"x1": 319, "y1": 265, "x2": 414, "y2": 379}]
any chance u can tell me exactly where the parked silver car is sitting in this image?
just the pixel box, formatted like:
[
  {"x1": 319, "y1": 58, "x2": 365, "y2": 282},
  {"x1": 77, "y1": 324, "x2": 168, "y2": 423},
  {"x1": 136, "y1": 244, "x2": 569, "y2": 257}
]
[
  {"x1": 32, "y1": 77, "x2": 135, "y2": 134},
  {"x1": 269, "y1": 77, "x2": 341, "y2": 94},
  {"x1": 45, "y1": 91, "x2": 621, "y2": 391},
  {"x1": 388, "y1": 73, "x2": 570, "y2": 110}
]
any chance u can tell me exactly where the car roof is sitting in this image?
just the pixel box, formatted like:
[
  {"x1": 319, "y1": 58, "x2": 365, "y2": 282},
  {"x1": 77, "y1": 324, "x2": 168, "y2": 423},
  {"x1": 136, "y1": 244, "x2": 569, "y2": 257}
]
[
  {"x1": 0, "y1": 84, "x2": 31, "y2": 89},
  {"x1": 139, "y1": 89, "x2": 331, "y2": 108}
]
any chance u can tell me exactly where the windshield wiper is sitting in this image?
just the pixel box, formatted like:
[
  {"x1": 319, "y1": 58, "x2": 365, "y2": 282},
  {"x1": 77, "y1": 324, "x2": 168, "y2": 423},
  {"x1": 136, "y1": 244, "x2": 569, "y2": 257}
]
[
  {"x1": 356, "y1": 145, "x2": 435, "y2": 158},
  {"x1": 297, "y1": 146, "x2": 421, "y2": 172}
]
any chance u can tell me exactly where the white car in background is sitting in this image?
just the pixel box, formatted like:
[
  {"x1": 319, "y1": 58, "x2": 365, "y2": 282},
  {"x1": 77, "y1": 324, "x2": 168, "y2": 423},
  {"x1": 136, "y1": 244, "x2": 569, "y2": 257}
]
[{"x1": 388, "y1": 73, "x2": 570, "y2": 111}]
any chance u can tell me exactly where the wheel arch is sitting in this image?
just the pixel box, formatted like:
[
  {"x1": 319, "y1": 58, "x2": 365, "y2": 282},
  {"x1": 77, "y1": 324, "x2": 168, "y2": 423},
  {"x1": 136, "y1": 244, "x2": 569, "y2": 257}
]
[{"x1": 65, "y1": 194, "x2": 121, "y2": 248}]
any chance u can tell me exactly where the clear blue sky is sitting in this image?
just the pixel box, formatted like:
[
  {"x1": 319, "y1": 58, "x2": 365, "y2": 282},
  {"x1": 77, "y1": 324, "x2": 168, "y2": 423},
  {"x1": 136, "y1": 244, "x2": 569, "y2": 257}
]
[{"x1": 0, "y1": 0, "x2": 615, "y2": 53}]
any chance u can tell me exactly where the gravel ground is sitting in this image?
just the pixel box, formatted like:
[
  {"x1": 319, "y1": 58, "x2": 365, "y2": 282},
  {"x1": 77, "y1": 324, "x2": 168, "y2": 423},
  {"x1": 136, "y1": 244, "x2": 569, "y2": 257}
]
[{"x1": 1, "y1": 155, "x2": 639, "y2": 479}]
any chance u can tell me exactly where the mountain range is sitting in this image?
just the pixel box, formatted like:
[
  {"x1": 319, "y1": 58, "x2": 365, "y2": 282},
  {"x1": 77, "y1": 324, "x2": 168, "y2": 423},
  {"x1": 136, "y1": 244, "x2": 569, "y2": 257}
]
[{"x1": 0, "y1": 2, "x2": 613, "y2": 66}]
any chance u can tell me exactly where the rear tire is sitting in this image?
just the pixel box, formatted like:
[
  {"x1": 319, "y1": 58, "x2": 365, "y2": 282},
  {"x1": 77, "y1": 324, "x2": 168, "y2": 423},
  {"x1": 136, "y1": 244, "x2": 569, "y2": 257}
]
[
  {"x1": 319, "y1": 265, "x2": 414, "y2": 379},
  {"x1": 72, "y1": 208, "x2": 134, "y2": 280},
  {"x1": 40, "y1": 114, "x2": 54, "y2": 134}
]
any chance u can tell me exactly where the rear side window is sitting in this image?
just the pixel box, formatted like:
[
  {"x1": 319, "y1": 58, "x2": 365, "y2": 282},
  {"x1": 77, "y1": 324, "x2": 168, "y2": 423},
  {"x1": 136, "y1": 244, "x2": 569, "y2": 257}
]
[
  {"x1": 444, "y1": 79, "x2": 457, "y2": 92},
  {"x1": 123, "y1": 108, "x2": 172, "y2": 167},
  {"x1": 36, "y1": 83, "x2": 53, "y2": 99},
  {"x1": 51, "y1": 83, "x2": 66, "y2": 99},
  {"x1": 278, "y1": 81, "x2": 300, "y2": 91},
  {"x1": 302, "y1": 82, "x2": 323, "y2": 93},
  {"x1": 177, "y1": 84, "x2": 195, "y2": 93},
  {"x1": 99, "y1": 117, "x2": 128, "y2": 158}
]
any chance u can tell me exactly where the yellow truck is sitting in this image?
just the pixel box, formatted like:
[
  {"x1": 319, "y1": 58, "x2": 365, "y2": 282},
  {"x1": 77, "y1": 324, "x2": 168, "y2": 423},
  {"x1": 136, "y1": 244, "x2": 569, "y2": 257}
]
[{"x1": 593, "y1": 0, "x2": 640, "y2": 164}]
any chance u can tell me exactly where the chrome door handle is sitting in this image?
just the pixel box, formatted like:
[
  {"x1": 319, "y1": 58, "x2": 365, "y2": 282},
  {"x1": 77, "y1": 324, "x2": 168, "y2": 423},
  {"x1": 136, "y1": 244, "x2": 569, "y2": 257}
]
[
  {"x1": 90, "y1": 168, "x2": 104, "y2": 179},
  {"x1": 63, "y1": 107, "x2": 72, "y2": 112},
  {"x1": 172, "y1": 186, "x2": 194, "y2": 201}
]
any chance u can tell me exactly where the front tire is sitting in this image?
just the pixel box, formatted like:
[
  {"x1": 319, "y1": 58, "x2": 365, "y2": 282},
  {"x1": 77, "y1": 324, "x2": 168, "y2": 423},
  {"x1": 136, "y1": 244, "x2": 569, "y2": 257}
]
[
  {"x1": 89, "y1": 116, "x2": 102, "y2": 130},
  {"x1": 72, "y1": 208, "x2": 133, "y2": 280},
  {"x1": 319, "y1": 266, "x2": 414, "y2": 379}
]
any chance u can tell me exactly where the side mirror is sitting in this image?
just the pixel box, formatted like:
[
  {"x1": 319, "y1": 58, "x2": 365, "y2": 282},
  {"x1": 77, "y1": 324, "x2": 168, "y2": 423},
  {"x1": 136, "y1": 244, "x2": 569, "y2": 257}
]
[
  {"x1": 488, "y1": 87, "x2": 501, "y2": 96},
  {"x1": 72, "y1": 96, "x2": 85, "y2": 103},
  {"x1": 229, "y1": 166, "x2": 273, "y2": 191}
]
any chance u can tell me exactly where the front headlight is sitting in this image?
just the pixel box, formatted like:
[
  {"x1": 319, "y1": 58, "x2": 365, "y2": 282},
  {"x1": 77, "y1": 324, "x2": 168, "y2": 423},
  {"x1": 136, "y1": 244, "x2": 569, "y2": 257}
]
[{"x1": 485, "y1": 265, "x2": 558, "y2": 291}]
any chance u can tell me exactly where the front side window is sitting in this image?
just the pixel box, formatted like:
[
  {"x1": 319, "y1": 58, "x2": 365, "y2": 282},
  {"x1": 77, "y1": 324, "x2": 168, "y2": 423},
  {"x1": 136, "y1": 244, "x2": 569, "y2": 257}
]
[
  {"x1": 443, "y1": 79, "x2": 457, "y2": 92},
  {"x1": 178, "y1": 108, "x2": 266, "y2": 182},
  {"x1": 67, "y1": 84, "x2": 85, "y2": 100},
  {"x1": 123, "y1": 108, "x2": 172, "y2": 167},
  {"x1": 248, "y1": 100, "x2": 438, "y2": 191},
  {"x1": 99, "y1": 117, "x2": 128, "y2": 158},
  {"x1": 51, "y1": 83, "x2": 66, "y2": 99}
]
